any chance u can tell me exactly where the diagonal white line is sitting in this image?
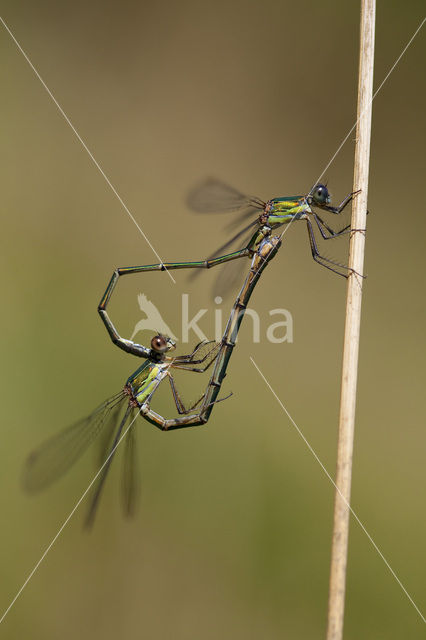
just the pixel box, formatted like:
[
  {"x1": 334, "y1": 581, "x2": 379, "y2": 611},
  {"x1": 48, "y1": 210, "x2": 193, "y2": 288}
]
[
  {"x1": 0, "y1": 16, "x2": 176, "y2": 284},
  {"x1": 279, "y1": 15, "x2": 425, "y2": 245},
  {"x1": 0, "y1": 410, "x2": 140, "y2": 625},
  {"x1": 250, "y1": 356, "x2": 426, "y2": 625},
  {"x1": 314, "y1": 15, "x2": 426, "y2": 186}
]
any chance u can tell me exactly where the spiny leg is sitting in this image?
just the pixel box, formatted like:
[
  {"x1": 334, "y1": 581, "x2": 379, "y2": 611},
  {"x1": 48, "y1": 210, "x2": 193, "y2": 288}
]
[
  {"x1": 312, "y1": 213, "x2": 352, "y2": 239},
  {"x1": 167, "y1": 374, "x2": 186, "y2": 414},
  {"x1": 305, "y1": 218, "x2": 356, "y2": 279},
  {"x1": 173, "y1": 342, "x2": 221, "y2": 369},
  {"x1": 167, "y1": 370, "x2": 231, "y2": 415},
  {"x1": 171, "y1": 350, "x2": 220, "y2": 373},
  {"x1": 135, "y1": 370, "x2": 232, "y2": 428},
  {"x1": 168, "y1": 374, "x2": 205, "y2": 415},
  {"x1": 320, "y1": 190, "x2": 360, "y2": 214},
  {"x1": 173, "y1": 340, "x2": 218, "y2": 364}
]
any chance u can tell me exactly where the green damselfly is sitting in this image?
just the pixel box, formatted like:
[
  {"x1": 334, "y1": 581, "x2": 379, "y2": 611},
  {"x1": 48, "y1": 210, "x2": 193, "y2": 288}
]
[
  {"x1": 23, "y1": 333, "x2": 223, "y2": 527},
  {"x1": 187, "y1": 179, "x2": 362, "y2": 295},
  {"x1": 25, "y1": 180, "x2": 357, "y2": 525},
  {"x1": 96, "y1": 179, "x2": 361, "y2": 441},
  {"x1": 98, "y1": 232, "x2": 282, "y2": 426},
  {"x1": 24, "y1": 233, "x2": 282, "y2": 526}
]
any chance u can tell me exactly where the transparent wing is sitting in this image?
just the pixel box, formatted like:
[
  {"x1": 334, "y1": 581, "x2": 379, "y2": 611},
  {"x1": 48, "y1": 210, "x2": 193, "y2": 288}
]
[
  {"x1": 205, "y1": 219, "x2": 258, "y2": 259},
  {"x1": 97, "y1": 400, "x2": 124, "y2": 467},
  {"x1": 23, "y1": 391, "x2": 126, "y2": 494},
  {"x1": 186, "y1": 178, "x2": 264, "y2": 215},
  {"x1": 188, "y1": 219, "x2": 256, "y2": 298},
  {"x1": 186, "y1": 178, "x2": 263, "y2": 299},
  {"x1": 121, "y1": 421, "x2": 140, "y2": 518},
  {"x1": 84, "y1": 404, "x2": 135, "y2": 529},
  {"x1": 212, "y1": 258, "x2": 250, "y2": 300}
]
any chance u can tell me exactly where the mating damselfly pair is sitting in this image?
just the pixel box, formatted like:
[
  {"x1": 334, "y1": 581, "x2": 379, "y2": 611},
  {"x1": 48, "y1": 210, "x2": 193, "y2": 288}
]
[{"x1": 24, "y1": 181, "x2": 362, "y2": 526}]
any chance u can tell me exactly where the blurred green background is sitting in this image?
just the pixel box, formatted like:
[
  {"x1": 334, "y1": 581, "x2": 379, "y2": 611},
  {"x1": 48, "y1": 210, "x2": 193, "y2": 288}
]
[{"x1": 1, "y1": 1, "x2": 425, "y2": 638}]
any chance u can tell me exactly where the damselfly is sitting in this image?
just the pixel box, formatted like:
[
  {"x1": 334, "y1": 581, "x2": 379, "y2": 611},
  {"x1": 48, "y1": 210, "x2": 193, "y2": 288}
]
[
  {"x1": 97, "y1": 232, "x2": 282, "y2": 434},
  {"x1": 25, "y1": 232, "x2": 281, "y2": 526},
  {"x1": 187, "y1": 179, "x2": 362, "y2": 295},
  {"x1": 23, "y1": 333, "x2": 223, "y2": 527},
  {"x1": 26, "y1": 184, "x2": 340, "y2": 526}
]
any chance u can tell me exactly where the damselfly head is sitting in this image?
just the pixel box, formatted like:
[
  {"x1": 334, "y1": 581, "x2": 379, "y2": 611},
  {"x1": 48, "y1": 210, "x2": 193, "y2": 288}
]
[
  {"x1": 151, "y1": 334, "x2": 176, "y2": 353},
  {"x1": 311, "y1": 184, "x2": 330, "y2": 206}
]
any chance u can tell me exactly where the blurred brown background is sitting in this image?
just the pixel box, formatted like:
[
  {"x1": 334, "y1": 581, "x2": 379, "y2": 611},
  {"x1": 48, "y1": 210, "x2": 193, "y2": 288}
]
[{"x1": 1, "y1": 1, "x2": 425, "y2": 638}]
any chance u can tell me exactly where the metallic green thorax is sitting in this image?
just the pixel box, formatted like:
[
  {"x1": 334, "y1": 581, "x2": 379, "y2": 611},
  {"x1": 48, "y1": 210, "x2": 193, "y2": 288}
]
[
  {"x1": 266, "y1": 196, "x2": 308, "y2": 228},
  {"x1": 126, "y1": 360, "x2": 166, "y2": 406},
  {"x1": 243, "y1": 196, "x2": 309, "y2": 251}
]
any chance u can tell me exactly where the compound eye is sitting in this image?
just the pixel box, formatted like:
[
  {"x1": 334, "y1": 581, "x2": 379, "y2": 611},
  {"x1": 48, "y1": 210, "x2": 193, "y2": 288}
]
[
  {"x1": 313, "y1": 184, "x2": 329, "y2": 204},
  {"x1": 151, "y1": 335, "x2": 167, "y2": 351}
]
